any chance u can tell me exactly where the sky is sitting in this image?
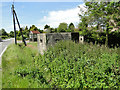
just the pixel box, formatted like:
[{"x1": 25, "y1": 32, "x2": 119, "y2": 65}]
[{"x1": 1, "y1": 1, "x2": 86, "y2": 33}]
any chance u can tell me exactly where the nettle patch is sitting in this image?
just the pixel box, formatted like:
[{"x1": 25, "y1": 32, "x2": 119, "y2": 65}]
[{"x1": 15, "y1": 65, "x2": 48, "y2": 84}]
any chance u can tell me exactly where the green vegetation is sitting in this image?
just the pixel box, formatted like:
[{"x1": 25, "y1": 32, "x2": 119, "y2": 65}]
[
  {"x1": 0, "y1": 22, "x2": 76, "y2": 41},
  {"x1": 1, "y1": 1, "x2": 120, "y2": 88},
  {"x1": 57, "y1": 23, "x2": 68, "y2": 32},
  {"x1": 0, "y1": 63, "x2": 2, "y2": 89},
  {"x1": 57, "y1": 22, "x2": 75, "y2": 32},
  {"x1": 2, "y1": 41, "x2": 120, "y2": 88},
  {"x1": 2, "y1": 43, "x2": 38, "y2": 88},
  {"x1": 1, "y1": 2, "x2": 120, "y2": 47},
  {"x1": 78, "y1": 1, "x2": 120, "y2": 47},
  {"x1": 0, "y1": 29, "x2": 10, "y2": 40},
  {"x1": 68, "y1": 23, "x2": 75, "y2": 32},
  {"x1": 27, "y1": 42, "x2": 37, "y2": 47},
  {"x1": 0, "y1": 70, "x2": 2, "y2": 89}
]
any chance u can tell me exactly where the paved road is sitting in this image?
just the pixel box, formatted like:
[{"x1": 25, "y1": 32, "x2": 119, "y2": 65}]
[{"x1": 0, "y1": 38, "x2": 14, "y2": 65}]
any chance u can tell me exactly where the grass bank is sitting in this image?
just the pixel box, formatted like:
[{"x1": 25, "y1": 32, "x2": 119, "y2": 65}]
[
  {"x1": 0, "y1": 70, "x2": 2, "y2": 89},
  {"x1": 0, "y1": 58, "x2": 2, "y2": 89},
  {"x1": 2, "y1": 41, "x2": 120, "y2": 88},
  {"x1": 2, "y1": 42, "x2": 38, "y2": 88}
]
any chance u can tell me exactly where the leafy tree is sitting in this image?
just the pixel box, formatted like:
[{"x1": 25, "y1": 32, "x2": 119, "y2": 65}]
[
  {"x1": 49, "y1": 28, "x2": 54, "y2": 33},
  {"x1": 79, "y1": 1, "x2": 120, "y2": 46},
  {"x1": 54, "y1": 28, "x2": 58, "y2": 32},
  {"x1": 57, "y1": 23, "x2": 68, "y2": 32},
  {"x1": 68, "y1": 23, "x2": 75, "y2": 32},
  {"x1": 1, "y1": 28, "x2": 8, "y2": 36},
  {"x1": 78, "y1": 3, "x2": 92, "y2": 36},
  {"x1": 50, "y1": 28, "x2": 57, "y2": 33},
  {"x1": 29, "y1": 25, "x2": 38, "y2": 31},
  {"x1": 38, "y1": 29, "x2": 43, "y2": 33},
  {"x1": 0, "y1": 28, "x2": 9, "y2": 39},
  {"x1": 23, "y1": 26, "x2": 30, "y2": 38},
  {"x1": 25, "y1": 26, "x2": 28, "y2": 30},
  {"x1": 78, "y1": 16, "x2": 89, "y2": 35},
  {"x1": 0, "y1": 29, "x2": 2, "y2": 36},
  {"x1": 9, "y1": 31, "x2": 14, "y2": 37},
  {"x1": 17, "y1": 30, "x2": 21, "y2": 37},
  {"x1": 44, "y1": 24, "x2": 50, "y2": 29},
  {"x1": 44, "y1": 25, "x2": 51, "y2": 33}
]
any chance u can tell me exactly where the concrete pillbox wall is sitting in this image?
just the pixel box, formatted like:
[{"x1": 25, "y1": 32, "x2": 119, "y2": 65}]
[{"x1": 37, "y1": 32, "x2": 80, "y2": 55}]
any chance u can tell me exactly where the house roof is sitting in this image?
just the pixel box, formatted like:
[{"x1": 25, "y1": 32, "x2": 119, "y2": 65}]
[{"x1": 31, "y1": 31, "x2": 40, "y2": 34}]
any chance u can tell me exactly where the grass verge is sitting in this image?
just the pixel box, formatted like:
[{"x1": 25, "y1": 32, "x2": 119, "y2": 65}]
[
  {"x1": 0, "y1": 70, "x2": 2, "y2": 89},
  {"x1": 2, "y1": 42, "x2": 39, "y2": 88}
]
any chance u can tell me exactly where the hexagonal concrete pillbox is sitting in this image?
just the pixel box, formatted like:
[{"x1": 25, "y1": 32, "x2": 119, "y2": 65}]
[{"x1": 37, "y1": 32, "x2": 84, "y2": 55}]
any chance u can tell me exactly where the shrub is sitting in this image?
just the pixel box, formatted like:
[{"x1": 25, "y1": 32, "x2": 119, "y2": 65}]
[
  {"x1": 1, "y1": 35, "x2": 8, "y2": 39},
  {"x1": 2, "y1": 41, "x2": 120, "y2": 88},
  {"x1": 38, "y1": 41, "x2": 120, "y2": 88}
]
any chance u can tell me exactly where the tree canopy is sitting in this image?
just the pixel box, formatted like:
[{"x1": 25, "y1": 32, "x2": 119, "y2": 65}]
[
  {"x1": 57, "y1": 23, "x2": 68, "y2": 32},
  {"x1": 79, "y1": 1, "x2": 120, "y2": 46},
  {"x1": 44, "y1": 24, "x2": 50, "y2": 29},
  {"x1": 68, "y1": 23, "x2": 75, "y2": 32},
  {"x1": 29, "y1": 25, "x2": 38, "y2": 31},
  {"x1": 0, "y1": 28, "x2": 8, "y2": 36}
]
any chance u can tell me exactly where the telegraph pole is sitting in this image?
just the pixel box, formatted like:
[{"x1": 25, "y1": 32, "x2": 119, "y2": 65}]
[
  {"x1": 12, "y1": 4, "x2": 17, "y2": 45},
  {"x1": 14, "y1": 11, "x2": 27, "y2": 46},
  {"x1": 11, "y1": 4, "x2": 27, "y2": 46}
]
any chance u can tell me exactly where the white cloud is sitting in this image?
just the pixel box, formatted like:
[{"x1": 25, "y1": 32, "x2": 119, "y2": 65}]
[
  {"x1": 38, "y1": 4, "x2": 87, "y2": 29},
  {"x1": 2, "y1": 3, "x2": 87, "y2": 32}
]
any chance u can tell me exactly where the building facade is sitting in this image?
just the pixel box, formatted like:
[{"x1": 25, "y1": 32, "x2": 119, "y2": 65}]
[{"x1": 29, "y1": 31, "x2": 40, "y2": 42}]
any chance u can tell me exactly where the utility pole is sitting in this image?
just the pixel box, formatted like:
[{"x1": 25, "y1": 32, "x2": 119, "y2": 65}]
[
  {"x1": 14, "y1": 10, "x2": 27, "y2": 46},
  {"x1": 11, "y1": 4, "x2": 27, "y2": 46},
  {"x1": 12, "y1": 4, "x2": 17, "y2": 45}
]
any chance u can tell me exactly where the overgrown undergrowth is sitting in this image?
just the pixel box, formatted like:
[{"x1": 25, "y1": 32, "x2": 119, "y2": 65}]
[{"x1": 2, "y1": 41, "x2": 120, "y2": 88}]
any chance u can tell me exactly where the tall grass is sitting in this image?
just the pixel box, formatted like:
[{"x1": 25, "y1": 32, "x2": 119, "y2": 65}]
[
  {"x1": 2, "y1": 41, "x2": 120, "y2": 88},
  {"x1": 2, "y1": 43, "x2": 39, "y2": 88},
  {"x1": 0, "y1": 70, "x2": 2, "y2": 89},
  {"x1": 0, "y1": 63, "x2": 2, "y2": 89}
]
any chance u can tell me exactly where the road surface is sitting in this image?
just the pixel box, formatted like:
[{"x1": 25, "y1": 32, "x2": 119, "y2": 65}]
[{"x1": 0, "y1": 38, "x2": 14, "y2": 65}]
